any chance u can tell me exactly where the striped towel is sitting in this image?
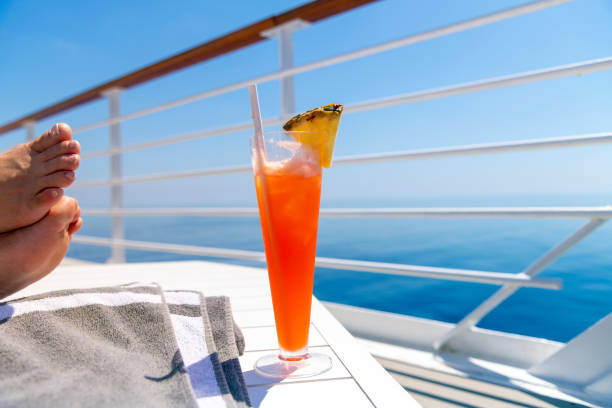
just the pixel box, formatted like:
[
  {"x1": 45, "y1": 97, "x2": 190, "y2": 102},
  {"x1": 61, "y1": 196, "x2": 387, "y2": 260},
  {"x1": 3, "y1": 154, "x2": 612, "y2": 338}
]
[{"x1": 0, "y1": 283, "x2": 251, "y2": 408}]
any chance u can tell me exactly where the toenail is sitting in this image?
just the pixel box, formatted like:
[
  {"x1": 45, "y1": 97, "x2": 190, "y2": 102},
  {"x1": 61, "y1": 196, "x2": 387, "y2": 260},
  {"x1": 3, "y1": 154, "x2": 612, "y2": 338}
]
[
  {"x1": 64, "y1": 171, "x2": 75, "y2": 180},
  {"x1": 50, "y1": 189, "x2": 59, "y2": 197},
  {"x1": 68, "y1": 140, "x2": 78, "y2": 149},
  {"x1": 51, "y1": 123, "x2": 60, "y2": 136}
]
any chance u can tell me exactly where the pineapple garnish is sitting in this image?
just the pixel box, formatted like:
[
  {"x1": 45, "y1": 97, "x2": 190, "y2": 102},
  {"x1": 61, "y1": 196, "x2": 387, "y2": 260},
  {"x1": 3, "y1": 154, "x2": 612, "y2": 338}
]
[{"x1": 283, "y1": 104, "x2": 343, "y2": 168}]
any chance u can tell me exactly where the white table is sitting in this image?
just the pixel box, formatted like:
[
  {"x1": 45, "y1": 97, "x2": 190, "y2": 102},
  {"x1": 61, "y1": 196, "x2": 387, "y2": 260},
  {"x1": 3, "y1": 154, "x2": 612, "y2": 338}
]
[{"x1": 7, "y1": 260, "x2": 420, "y2": 408}]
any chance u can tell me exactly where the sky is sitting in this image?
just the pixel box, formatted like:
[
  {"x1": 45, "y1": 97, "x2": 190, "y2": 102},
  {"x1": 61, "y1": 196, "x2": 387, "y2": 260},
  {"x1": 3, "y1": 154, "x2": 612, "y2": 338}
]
[{"x1": 1, "y1": 0, "x2": 612, "y2": 208}]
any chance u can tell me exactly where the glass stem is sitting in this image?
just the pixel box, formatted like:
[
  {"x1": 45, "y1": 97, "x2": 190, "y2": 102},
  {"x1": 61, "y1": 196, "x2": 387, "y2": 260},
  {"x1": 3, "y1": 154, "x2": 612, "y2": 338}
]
[{"x1": 279, "y1": 346, "x2": 309, "y2": 361}]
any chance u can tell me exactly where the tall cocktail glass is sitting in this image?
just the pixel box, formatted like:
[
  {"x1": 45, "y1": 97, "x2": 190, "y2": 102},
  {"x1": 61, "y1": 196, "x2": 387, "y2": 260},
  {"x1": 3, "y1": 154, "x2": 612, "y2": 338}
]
[{"x1": 250, "y1": 130, "x2": 332, "y2": 378}]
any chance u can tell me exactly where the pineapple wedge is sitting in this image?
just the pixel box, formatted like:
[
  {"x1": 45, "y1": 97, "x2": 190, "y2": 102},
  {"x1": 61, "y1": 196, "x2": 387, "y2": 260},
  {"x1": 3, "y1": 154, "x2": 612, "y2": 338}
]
[{"x1": 283, "y1": 104, "x2": 343, "y2": 168}]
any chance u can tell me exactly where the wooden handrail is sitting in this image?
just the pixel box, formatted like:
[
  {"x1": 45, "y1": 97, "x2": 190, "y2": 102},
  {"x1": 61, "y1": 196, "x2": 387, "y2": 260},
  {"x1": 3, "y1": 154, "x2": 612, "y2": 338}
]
[{"x1": 0, "y1": 0, "x2": 378, "y2": 136}]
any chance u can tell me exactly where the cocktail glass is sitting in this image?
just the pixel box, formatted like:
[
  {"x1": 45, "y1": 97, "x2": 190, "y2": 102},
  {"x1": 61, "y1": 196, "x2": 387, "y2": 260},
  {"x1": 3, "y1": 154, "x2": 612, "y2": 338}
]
[{"x1": 250, "y1": 129, "x2": 332, "y2": 378}]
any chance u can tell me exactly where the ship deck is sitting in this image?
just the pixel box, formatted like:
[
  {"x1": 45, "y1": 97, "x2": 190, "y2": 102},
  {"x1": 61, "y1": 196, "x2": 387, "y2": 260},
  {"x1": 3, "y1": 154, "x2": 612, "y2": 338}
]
[{"x1": 378, "y1": 358, "x2": 588, "y2": 408}]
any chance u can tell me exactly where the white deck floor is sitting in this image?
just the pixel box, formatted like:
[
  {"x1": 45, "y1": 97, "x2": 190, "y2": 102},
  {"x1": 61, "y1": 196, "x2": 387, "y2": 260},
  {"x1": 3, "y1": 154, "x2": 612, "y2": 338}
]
[
  {"x1": 377, "y1": 357, "x2": 590, "y2": 408},
  {"x1": 6, "y1": 260, "x2": 418, "y2": 408}
]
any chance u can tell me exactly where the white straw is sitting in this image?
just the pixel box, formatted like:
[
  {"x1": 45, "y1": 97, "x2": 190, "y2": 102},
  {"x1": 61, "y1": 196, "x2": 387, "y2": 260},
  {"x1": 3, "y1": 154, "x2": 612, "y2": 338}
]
[
  {"x1": 247, "y1": 83, "x2": 277, "y2": 270},
  {"x1": 248, "y1": 85, "x2": 265, "y2": 162}
]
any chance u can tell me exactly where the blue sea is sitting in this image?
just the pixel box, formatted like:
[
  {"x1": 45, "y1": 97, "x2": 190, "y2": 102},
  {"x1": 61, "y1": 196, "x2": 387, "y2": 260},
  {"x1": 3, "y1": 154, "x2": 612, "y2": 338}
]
[{"x1": 67, "y1": 194, "x2": 612, "y2": 343}]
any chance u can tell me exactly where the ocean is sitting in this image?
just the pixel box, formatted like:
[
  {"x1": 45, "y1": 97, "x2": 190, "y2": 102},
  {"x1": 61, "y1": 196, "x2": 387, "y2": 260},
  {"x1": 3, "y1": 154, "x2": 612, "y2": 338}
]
[{"x1": 67, "y1": 194, "x2": 612, "y2": 343}]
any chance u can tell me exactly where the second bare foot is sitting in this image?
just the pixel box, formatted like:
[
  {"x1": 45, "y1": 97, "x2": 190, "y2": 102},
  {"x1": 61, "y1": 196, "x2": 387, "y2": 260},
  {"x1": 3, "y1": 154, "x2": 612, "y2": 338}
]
[{"x1": 0, "y1": 196, "x2": 82, "y2": 299}]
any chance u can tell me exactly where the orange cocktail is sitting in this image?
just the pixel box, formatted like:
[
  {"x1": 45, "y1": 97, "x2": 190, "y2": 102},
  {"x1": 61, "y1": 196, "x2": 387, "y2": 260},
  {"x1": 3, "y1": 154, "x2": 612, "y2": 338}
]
[
  {"x1": 255, "y1": 157, "x2": 322, "y2": 353},
  {"x1": 250, "y1": 132, "x2": 333, "y2": 378},
  {"x1": 249, "y1": 97, "x2": 342, "y2": 379}
]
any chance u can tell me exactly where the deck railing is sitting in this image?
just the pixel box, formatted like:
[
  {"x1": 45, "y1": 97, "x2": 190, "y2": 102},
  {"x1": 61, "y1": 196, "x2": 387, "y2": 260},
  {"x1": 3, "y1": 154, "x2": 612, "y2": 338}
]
[{"x1": 2, "y1": 0, "x2": 609, "y2": 350}]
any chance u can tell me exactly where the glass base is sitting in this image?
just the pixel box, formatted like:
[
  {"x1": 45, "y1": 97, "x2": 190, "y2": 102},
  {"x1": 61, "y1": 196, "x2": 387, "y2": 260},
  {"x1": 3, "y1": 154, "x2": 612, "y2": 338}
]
[{"x1": 254, "y1": 351, "x2": 332, "y2": 379}]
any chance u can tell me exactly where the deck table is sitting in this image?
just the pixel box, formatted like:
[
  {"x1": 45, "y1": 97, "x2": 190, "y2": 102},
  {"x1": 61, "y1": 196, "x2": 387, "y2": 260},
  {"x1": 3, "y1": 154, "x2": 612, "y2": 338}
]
[{"x1": 7, "y1": 260, "x2": 420, "y2": 408}]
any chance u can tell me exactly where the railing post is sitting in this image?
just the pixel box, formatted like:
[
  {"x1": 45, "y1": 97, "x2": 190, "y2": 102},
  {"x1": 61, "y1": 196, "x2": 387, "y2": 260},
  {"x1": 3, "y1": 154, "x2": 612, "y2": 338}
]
[
  {"x1": 433, "y1": 218, "x2": 606, "y2": 352},
  {"x1": 102, "y1": 87, "x2": 125, "y2": 263},
  {"x1": 261, "y1": 19, "x2": 310, "y2": 121},
  {"x1": 23, "y1": 120, "x2": 36, "y2": 142}
]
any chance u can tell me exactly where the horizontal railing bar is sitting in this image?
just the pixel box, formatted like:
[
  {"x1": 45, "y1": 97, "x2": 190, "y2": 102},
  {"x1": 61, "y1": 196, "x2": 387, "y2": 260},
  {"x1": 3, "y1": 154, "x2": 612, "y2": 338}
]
[
  {"x1": 333, "y1": 132, "x2": 612, "y2": 165},
  {"x1": 313, "y1": 257, "x2": 561, "y2": 289},
  {"x1": 344, "y1": 57, "x2": 612, "y2": 115},
  {"x1": 81, "y1": 206, "x2": 612, "y2": 219},
  {"x1": 73, "y1": 131, "x2": 612, "y2": 187},
  {"x1": 70, "y1": 0, "x2": 573, "y2": 135},
  {"x1": 72, "y1": 235, "x2": 266, "y2": 261},
  {"x1": 71, "y1": 235, "x2": 562, "y2": 289},
  {"x1": 75, "y1": 164, "x2": 252, "y2": 187},
  {"x1": 81, "y1": 117, "x2": 281, "y2": 159},
  {"x1": 81, "y1": 208, "x2": 260, "y2": 216}
]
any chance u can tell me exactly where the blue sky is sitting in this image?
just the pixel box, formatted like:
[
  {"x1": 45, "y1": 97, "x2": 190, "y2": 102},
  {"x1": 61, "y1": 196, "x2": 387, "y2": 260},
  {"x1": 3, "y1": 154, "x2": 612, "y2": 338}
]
[{"x1": 1, "y1": 0, "x2": 611, "y2": 208}]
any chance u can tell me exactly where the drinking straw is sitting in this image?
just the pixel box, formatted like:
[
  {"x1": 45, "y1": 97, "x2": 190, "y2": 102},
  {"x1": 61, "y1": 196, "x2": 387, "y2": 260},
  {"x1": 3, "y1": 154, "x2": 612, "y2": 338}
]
[
  {"x1": 248, "y1": 84, "x2": 265, "y2": 164},
  {"x1": 248, "y1": 84, "x2": 278, "y2": 268}
]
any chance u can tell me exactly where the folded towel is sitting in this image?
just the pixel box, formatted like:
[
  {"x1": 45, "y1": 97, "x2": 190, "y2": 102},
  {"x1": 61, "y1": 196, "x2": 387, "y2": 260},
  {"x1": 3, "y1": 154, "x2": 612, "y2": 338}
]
[
  {"x1": 0, "y1": 283, "x2": 251, "y2": 408},
  {"x1": 165, "y1": 290, "x2": 250, "y2": 408},
  {"x1": 205, "y1": 296, "x2": 250, "y2": 407}
]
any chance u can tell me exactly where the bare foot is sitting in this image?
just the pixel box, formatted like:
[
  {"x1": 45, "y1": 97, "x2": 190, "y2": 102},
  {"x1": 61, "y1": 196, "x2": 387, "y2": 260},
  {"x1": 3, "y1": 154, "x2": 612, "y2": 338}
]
[
  {"x1": 0, "y1": 196, "x2": 82, "y2": 299},
  {"x1": 0, "y1": 123, "x2": 80, "y2": 233}
]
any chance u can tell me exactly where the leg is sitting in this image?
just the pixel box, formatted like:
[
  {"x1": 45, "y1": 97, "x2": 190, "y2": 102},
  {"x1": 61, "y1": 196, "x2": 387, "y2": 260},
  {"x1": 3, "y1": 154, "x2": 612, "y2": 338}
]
[
  {"x1": 0, "y1": 123, "x2": 80, "y2": 233},
  {"x1": 0, "y1": 196, "x2": 82, "y2": 299}
]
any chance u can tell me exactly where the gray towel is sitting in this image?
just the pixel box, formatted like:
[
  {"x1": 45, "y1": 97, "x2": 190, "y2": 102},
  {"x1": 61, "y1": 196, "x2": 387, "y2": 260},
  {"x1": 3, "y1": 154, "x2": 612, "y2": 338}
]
[
  {"x1": 0, "y1": 283, "x2": 251, "y2": 408},
  {"x1": 165, "y1": 290, "x2": 251, "y2": 408},
  {"x1": 205, "y1": 296, "x2": 250, "y2": 407}
]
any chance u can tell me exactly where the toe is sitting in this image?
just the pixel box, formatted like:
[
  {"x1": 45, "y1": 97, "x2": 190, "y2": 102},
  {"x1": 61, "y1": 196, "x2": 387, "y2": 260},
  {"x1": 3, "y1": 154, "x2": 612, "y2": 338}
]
[
  {"x1": 68, "y1": 217, "x2": 83, "y2": 235},
  {"x1": 47, "y1": 196, "x2": 80, "y2": 228},
  {"x1": 30, "y1": 123, "x2": 72, "y2": 153},
  {"x1": 39, "y1": 170, "x2": 76, "y2": 190},
  {"x1": 43, "y1": 154, "x2": 80, "y2": 174},
  {"x1": 39, "y1": 139, "x2": 80, "y2": 162},
  {"x1": 34, "y1": 188, "x2": 64, "y2": 209}
]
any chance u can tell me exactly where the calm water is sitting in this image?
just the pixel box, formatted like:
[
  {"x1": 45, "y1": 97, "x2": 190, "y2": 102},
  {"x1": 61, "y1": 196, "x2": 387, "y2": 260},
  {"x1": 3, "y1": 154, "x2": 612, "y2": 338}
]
[{"x1": 67, "y1": 195, "x2": 612, "y2": 343}]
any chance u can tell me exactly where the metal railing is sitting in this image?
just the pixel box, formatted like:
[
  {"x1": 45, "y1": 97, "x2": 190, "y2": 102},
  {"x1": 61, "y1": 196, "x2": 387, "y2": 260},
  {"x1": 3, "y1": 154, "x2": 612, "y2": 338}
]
[{"x1": 3, "y1": 0, "x2": 610, "y2": 350}]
